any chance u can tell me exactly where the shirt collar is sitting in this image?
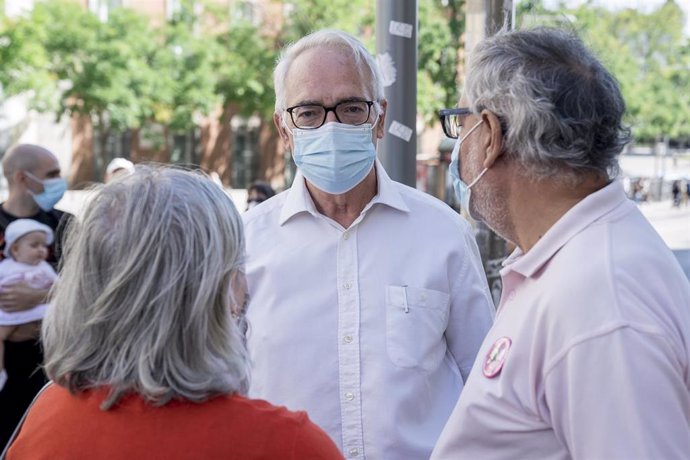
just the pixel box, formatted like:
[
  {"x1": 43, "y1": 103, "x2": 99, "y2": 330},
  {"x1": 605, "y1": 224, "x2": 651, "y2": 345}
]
[
  {"x1": 278, "y1": 159, "x2": 410, "y2": 226},
  {"x1": 502, "y1": 180, "x2": 631, "y2": 278}
]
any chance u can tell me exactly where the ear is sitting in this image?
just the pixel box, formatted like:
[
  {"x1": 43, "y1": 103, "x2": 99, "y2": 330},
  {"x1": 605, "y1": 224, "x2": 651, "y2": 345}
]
[
  {"x1": 480, "y1": 109, "x2": 504, "y2": 169},
  {"x1": 273, "y1": 112, "x2": 291, "y2": 148},
  {"x1": 8, "y1": 243, "x2": 18, "y2": 259},
  {"x1": 375, "y1": 99, "x2": 387, "y2": 139},
  {"x1": 13, "y1": 170, "x2": 28, "y2": 187}
]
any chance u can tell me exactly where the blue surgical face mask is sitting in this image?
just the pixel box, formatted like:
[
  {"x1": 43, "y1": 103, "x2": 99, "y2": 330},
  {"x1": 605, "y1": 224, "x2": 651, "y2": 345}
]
[
  {"x1": 289, "y1": 121, "x2": 377, "y2": 195},
  {"x1": 25, "y1": 172, "x2": 67, "y2": 211},
  {"x1": 449, "y1": 119, "x2": 487, "y2": 217}
]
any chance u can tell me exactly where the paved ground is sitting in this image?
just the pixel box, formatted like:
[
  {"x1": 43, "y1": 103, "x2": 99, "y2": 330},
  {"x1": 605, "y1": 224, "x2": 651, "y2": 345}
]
[{"x1": 637, "y1": 200, "x2": 690, "y2": 278}]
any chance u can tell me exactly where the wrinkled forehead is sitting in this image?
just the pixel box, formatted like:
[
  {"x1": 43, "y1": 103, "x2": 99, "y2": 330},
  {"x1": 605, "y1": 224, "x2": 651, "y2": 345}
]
[{"x1": 285, "y1": 46, "x2": 373, "y2": 106}]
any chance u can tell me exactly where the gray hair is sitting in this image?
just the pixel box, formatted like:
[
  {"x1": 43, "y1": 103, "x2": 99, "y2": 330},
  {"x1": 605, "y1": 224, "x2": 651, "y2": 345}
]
[
  {"x1": 273, "y1": 29, "x2": 385, "y2": 114},
  {"x1": 464, "y1": 27, "x2": 631, "y2": 180},
  {"x1": 42, "y1": 166, "x2": 250, "y2": 409}
]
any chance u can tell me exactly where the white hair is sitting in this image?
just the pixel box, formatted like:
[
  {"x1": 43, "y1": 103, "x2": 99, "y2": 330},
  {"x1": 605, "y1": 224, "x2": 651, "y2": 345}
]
[
  {"x1": 273, "y1": 29, "x2": 385, "y2": 114},
  {"x1": 42, "y1": 166, "x2": 250, "y2": 409},
  {"x1": 465, "y1": 27, "x2": 631, "y2": 180}
]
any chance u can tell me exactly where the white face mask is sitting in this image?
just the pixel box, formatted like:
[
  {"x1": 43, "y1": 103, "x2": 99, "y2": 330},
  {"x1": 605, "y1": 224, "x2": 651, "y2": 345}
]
[
  {"x1": 449, "y1": 120, "x2": 487, "y2": 218},
  {"x1": 289, "y1": 121, "x2": 377, "y2": 195}
]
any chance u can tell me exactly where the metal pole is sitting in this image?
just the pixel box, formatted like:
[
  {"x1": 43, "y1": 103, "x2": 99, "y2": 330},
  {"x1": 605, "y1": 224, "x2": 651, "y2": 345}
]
[{"x1": 375, "y1": 0, "x2": 418, "y2": 187}]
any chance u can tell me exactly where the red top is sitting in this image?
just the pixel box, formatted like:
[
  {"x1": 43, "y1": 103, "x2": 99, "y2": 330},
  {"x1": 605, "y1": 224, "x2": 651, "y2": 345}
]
[{"x1": 7, "y1": 384, "x2": 343, "y2": 460}]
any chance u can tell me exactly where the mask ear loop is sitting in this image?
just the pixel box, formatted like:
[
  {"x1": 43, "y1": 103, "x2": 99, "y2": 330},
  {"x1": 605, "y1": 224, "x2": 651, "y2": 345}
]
[
  {"x1": 457, "y1": 119, "x2": 487, "y2": 189},
  {"x1": 370, "y1": 101, "x2": 383, "y2": 129}
]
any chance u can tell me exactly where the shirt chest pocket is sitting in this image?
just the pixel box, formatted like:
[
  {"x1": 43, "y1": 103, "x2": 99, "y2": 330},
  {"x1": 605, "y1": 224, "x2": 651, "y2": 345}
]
[{"x1": 385, "y1": 285, "x2": 450, "y2": 372}]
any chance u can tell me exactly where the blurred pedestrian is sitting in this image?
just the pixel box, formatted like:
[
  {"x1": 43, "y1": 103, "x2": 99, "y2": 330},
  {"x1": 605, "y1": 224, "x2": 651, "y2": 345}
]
[
  {"x1": 672, "y1": 180, "x2": 681, "y2": 207},
  {"x1": 0, "y1": 144, "x2": 71, "y2": 448},
  {"x1": 432, "y1": 27, "x2": 690, "y2": 459},
  {"x1": 4, "y1": 167, "x2": 342, "y2": 459},
  {"x1": 103, "y1": 157, "x2": 135, "y2": 183},
  {"x1": 243, "y1": 29, "x2": 494, "y2": 459},
  {"x1": 246, "y1": 181, "x2": 275, "y2": 210}
]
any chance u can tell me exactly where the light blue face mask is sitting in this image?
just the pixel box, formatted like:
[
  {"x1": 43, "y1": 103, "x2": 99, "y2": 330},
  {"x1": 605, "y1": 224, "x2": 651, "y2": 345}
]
[
  {"x1": 25, "y1": 172, "x2": 68, "y2": 211},
  {"x1": 449, "y1": 119, "x2": 487, "y2": 217},
  {"x1": 290, "y1": 121, "x2": 377, "y2": 195}
]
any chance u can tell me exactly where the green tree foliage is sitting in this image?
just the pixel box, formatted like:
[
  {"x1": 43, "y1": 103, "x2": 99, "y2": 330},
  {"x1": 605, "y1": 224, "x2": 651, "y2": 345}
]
[
  {"x1": 214, "y1": 21, "x2": 276, "y2": 118},
  {"x1": 0, "y1": 0, "x2": 158, "y2": 158},
  {"x1": 278, "y1": 0, "x2": 376, "y2": 45},
  {"x1": 517, "y1": 0, "x2": 690, "y2": 144},
  {"x1": 0, "y1": 3, "x2": 60, "y2": 110},
  {"x1": 151, "y1": 4, "x2": 220, "y2": 132},
  {"x1": 418, "y1": 0, "x2": 464, "y2": 124}
]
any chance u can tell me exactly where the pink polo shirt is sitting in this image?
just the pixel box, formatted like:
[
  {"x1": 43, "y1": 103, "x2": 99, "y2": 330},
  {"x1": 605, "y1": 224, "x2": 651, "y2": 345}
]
[{"x1": 432, "y1": 181, "x2": 690, "y2": 459}]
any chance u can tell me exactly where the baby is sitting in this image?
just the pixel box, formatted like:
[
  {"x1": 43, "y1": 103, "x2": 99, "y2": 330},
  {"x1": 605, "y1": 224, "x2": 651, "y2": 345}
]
[{"x1": 0, "y1": 219, "x2": 57, "y2": 391}]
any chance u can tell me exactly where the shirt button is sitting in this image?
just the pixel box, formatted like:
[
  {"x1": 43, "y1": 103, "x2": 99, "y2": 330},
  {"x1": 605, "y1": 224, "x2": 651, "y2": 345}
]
[
  {"x1": 345, "y1": 392, "x2": 355, "y2": 401},
  {"x1": 348, "y1": 448, "x2": 359, "y2": 457},
  {"x1": 508, "y1": 290, "x2": 516, "y2": 301},
  {"x1": 343, "y1": 282, "x2": 352, "y2": 290},
  {"x1": 343, "y1": 335, "x2": 353, "y2": 344},
  {"x1": 343, "y1": 232, "x2": 349, "y2": 240},
  {"x1": 419, "y1": 292, "x2": 428, "y2": 301}
]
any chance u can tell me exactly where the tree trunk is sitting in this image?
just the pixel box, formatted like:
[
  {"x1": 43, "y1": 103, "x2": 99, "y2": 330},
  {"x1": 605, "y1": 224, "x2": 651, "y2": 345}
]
[
  {"x1": 198, "y1": 103, "x2": 237, "y2": 185},
  {"x1": 97, "y1": 112, "x2": 110, "y2": 180},
  {"x1": 68, "y1": 113, "x2": 96, "y2": 189}
]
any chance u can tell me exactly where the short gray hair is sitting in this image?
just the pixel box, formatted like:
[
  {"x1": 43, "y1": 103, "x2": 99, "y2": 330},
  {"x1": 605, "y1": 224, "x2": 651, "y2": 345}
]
[
  {"x1": 43, "y1": 166, "x2": 250, "y2": 409},
  {"x1": 465, "y1": 27, "x2": 631, "y2": 179},
  {"x1": 274, "y1": 29, "x2": 385, "y2": 113}
]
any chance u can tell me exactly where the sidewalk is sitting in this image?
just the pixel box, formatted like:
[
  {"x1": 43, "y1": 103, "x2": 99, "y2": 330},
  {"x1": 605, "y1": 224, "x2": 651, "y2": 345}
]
[
  {"x1": 637, "y1": 200, "x2": 690, "y2": 250},
  {"x1": 638, "y1": 199, "x2": 690, "y2": 279}
]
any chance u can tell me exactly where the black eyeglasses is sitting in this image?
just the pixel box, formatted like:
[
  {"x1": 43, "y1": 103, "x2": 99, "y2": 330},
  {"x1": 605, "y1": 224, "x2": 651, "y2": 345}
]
[
  {"x1": 286, "y1": 101, "x2": 375, "y2": 129},
  {"x1": 439, "y1": 107, "x2": 472, "y2": 139}
]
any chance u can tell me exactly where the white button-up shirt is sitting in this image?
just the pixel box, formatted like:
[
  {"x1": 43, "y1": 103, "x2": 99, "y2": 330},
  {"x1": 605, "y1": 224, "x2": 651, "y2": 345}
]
[
  {"x1": 432, "y1": 181, "x2": 690, "y2": 460},
  {"x1": 243, "y1": 161, "x2": 495, "y2": 459}
]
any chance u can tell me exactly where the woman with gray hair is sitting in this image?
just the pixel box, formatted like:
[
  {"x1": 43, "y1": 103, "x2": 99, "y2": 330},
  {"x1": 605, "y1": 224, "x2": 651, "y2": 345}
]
[{"x1": 4, "y1": 167, "x2": 342, "y2": 459}]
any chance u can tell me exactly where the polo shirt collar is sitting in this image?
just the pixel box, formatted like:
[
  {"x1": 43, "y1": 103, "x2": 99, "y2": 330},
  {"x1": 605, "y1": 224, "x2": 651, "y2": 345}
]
[
  {"x1": 503, "y1": 180, "x2": 630, "y2": 278},
  {"x1": 279, "y1": 159, "x2": 410, "y2": 226}
]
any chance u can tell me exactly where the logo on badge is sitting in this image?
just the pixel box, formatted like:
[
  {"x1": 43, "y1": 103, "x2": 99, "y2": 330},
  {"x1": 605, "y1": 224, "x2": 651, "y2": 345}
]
[{"x1": 483, "y1": 336, "x2": 512, "y2": 378}]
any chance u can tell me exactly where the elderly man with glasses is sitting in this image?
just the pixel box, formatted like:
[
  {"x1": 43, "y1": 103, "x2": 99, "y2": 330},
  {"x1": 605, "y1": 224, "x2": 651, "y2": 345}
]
[
  {"x1": 242, "y1": 29, "x2": 495, "y2": 459},
  {"x1": 431, "y1": 27, "x2": 690, "y2": 459}
]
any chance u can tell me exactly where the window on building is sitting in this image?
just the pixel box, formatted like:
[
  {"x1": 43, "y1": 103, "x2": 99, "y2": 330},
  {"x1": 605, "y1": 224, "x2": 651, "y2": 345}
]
[
  {"x1": 170, "y1": 129, "x2": 200, "y2": 166},
  {"x1": 88, "y1": 0, "x2": 123, "y2": 22},
  {"x1": 166, "y1": 0, "x2": 182, "y2": 21},
  {"x1": 232, "y1": 0, "x2": 261, "y2": 27},
  {"x1": 231, "y1": 115, "x2": 260, "y2": 188},
  {"x1": 4, "y1": 0, "x2": 34, "y2": 18}
]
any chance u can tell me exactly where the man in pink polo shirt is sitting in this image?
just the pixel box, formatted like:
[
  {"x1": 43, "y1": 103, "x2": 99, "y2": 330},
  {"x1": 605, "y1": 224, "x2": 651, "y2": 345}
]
[{"x1": 432, "y1": 27, "x2": 690, "y2": 459}]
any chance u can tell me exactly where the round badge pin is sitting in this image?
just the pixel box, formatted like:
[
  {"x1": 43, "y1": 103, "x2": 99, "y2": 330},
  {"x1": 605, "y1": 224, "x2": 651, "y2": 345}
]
[{"x1": 482, "y1": 336, "x2": 512, "y2": 378}]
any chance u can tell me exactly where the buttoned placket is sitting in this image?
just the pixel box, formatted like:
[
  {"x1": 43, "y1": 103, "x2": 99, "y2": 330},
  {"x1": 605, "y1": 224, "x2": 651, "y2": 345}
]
[{"x1": 337, "y1": 226, "x2": 365, "y2": 458}]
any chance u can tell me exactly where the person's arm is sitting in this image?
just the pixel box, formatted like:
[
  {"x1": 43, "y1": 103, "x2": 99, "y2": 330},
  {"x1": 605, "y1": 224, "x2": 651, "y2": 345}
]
[
  {"x1": 445, "y1": 228, "x2": 496, "y2": 381},
  {"x1": 0, "y1": 281, "x2": 49, "y2": 312},
  {"x1": 542, "y1": 327, "x2": 690, "y2": 458}
]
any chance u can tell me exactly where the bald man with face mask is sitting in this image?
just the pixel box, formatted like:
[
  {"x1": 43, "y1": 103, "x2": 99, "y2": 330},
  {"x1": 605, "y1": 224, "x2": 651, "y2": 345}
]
[{"x1": 0, "y1": 144, "x2": 72, "y2": 447}]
